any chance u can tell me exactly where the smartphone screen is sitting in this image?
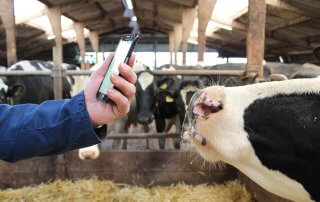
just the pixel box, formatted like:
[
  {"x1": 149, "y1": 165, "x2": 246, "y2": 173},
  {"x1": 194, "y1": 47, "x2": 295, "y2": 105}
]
[
  {"x1": 97, "y1": 34, "x2": 139, "y2": 103},
  {"x1": 98, "y1": 40, "x2": 133, "y2": 94}
]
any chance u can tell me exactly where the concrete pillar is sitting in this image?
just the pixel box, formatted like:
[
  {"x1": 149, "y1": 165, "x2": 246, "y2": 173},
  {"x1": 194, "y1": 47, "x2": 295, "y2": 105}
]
[
  {"x1": 182, "y1": 8, "x2": 197, "y2": 66},
  {"x1": 197, "y1": 0, "x2": 217, "y2": 62},
  {"x1": 174, "y1": 24, "x2": 182, "y2": 65},
  {"x1": 74, "y1": 23, "x2": 86, "y2": 69},
  {"x1": 246, "y1": 0, "x2": 266, "y2": 78},
  {"x1": 169, "y1": 31, "x2": 174, "y2": 65},
  {"x1": 0, "y1": 0, "x2": 17, "y2": 66},
  {"x1": 89, "y1": 31, "x2": 99, "y2": 64}
]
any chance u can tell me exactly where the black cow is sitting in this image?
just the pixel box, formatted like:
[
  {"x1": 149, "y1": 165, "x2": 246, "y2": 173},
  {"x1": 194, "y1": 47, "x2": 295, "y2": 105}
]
[{"x1": 136, "y1": 71, "x2": 184, "y2": 149}]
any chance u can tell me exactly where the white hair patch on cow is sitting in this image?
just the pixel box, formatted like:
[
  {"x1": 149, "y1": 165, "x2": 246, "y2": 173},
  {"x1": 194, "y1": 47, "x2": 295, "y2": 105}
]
[
  {"x1": 0, "y1": 79, "x2": 8, "y2": 91},
  {"x1": 180, "y1": 85, "x2": 198, "y2": 110},
  {"x1": 8, "y1": 61, "x2": 50, "y2": 71},
  {"x1": 138, "y1": 72, "x2": 154, "y2": 91}
]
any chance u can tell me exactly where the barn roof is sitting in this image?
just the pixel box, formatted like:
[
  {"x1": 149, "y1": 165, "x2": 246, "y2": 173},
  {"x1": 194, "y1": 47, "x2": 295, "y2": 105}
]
[{"x1": 0, "y1": 0, "x2": 320, "y2": 64}]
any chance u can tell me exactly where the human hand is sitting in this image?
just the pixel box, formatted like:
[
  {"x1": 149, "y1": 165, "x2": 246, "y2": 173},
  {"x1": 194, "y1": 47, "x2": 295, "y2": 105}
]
[{"x1": 84, "y1": 53, "x2": 137, "y2": 126}]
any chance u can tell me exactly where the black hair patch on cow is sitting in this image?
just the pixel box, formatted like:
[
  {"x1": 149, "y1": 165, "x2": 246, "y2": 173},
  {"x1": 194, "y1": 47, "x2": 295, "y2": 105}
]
[
  {"x1": 244, "y1": 93, "x2": 320, "y2": 201},
  {"x1": 29, "y1": 61, "x2": 43, "y2": 70},
  {"x1": 13, "y1": 65, "x2": 23, "y2": 70}
]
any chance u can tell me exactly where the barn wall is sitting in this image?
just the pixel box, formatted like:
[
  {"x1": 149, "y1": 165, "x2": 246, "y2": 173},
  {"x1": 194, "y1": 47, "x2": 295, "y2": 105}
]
[{"x1": 0, "y1": 150, "x2": 237, "y2": 188}]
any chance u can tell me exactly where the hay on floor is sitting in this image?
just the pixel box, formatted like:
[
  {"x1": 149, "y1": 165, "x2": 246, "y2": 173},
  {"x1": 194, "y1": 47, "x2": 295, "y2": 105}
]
[{"x1": 0, "y1": 177, "x2": 252, "y2": 202}]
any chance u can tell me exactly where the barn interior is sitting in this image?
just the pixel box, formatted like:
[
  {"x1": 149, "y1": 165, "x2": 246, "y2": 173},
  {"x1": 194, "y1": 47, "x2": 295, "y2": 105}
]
[{"x1": 0, "y1": 0, "x2": 319, "y2": 201}]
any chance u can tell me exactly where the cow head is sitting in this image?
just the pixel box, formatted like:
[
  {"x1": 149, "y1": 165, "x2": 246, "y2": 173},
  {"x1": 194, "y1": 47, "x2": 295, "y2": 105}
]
[
  {"x1": 4, "y1": 77, "x2": 25, "y2": 105},
  {"x1": 184, "y1": 80, "x2": 318, "y2": 201},
  {"x1": 136, "y1": 71, "x2": 156, "y2": 125}
]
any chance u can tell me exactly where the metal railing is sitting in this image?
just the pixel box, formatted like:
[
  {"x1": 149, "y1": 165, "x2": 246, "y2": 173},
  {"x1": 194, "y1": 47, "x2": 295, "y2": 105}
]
[
  {"x1": 107, "y1": 132, "x2": 181, "y2": 140},
  {"x1": 0, "y1": 69, "x2": 245, "y2": 77}
]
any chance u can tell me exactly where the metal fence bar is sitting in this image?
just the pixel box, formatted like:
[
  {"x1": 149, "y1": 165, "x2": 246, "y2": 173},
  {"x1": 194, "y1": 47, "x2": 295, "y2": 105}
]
[
  {"x1": 106, "y1": 132, "x2": 181, "y2": 140},
  {"x1": 151, "y1": 70, "x2": 245, "y2": 76},
  {"x1": 0, "y1": 69, "x2": 245, "y2": 77}
]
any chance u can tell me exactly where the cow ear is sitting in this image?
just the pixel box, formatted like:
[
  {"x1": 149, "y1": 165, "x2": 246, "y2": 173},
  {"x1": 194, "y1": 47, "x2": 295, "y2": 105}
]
[{"x1": 7, "y1": 84, "x2": 24, "y2": 97}]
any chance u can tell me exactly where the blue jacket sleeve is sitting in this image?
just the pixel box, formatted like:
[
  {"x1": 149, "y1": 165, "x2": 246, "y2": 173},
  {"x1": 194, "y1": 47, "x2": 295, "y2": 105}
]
[{"x1": 0, "y1": 91, "x2": 106, "y2": 162}]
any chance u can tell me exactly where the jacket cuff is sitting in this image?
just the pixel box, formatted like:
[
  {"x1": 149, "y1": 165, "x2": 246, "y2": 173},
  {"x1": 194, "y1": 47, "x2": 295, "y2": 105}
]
[{"x1": 72, "y1": 91, "x2": 107, "y2": 149}]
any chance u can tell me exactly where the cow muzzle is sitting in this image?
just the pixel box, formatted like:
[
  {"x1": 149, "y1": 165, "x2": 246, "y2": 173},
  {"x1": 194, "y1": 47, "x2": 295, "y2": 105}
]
[
  {"x1": 138, "y1": 115, "x2": 154, "y2": 125},
  {"x1": 189, "y1": 90, "x2": 223, "y2": 121}
]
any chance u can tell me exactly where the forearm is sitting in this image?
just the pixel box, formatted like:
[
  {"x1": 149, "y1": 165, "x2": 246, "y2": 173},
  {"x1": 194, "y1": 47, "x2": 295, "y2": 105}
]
[{"x1": 0, "y1": 91, "x2": 106, "y2": 162}]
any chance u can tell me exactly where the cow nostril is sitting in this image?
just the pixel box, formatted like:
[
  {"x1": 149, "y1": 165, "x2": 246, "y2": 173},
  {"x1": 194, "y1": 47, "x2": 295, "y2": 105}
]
[
  {"x1": 81, "y1": 151, "x2": 97, "y2": 160},
  {"x1": 193, "y1": 98, "x2": 223, "y2": 118}
]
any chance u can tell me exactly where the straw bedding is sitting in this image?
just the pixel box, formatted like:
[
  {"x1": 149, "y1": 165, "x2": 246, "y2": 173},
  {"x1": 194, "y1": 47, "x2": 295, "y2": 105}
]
[{"x1": 0, "y1": 177, "x2": 252, "y2": 202}]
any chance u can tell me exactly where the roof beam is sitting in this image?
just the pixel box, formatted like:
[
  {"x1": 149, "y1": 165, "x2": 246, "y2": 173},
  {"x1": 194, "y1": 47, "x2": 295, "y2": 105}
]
[
  {"x1": 17, "y1": 33, "x2": 47, "y2": 48},
  {"x1": 266, "y1": 0, "x2": 320, "y2": 17},
  {"x1": 167, "y1": 0, "x2": 196, "y2": 8},
  {"x1": 94, "y1": 21, "x2": 129, "y2": 34},
  {"x1": 267, "y1": 16, "x2": 311, "y2": 31},
  {"x1": 265, "y1": 31, "x2": 311, "y2": 49}
]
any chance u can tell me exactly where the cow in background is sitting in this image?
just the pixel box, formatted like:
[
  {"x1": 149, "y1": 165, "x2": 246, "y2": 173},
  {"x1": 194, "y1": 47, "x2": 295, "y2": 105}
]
[
  {"x1": 0, "y1": 66, "x2": 7, "y2": 104},
  {"x1": 136, "y1": 70, "x2": 184, "y2": 150},
  {"x1": 4, "y1": 60, "x2": 74, "y2": 105}
]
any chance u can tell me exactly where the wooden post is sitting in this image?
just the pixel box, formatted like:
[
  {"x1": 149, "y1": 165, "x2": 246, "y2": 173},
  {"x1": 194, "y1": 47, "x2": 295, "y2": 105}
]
[
  {"x1": 89, "y1": 31, "x2": 99, "y2": 64},
  {"x1": 74, "y1": 23, "x2": 86, "y2": 69},
  {"x1": 0, "y1": 0, "x2": 17, "y2": 66},
  {"x1": 46, "y1": 8, "x2": 66, "y2": 179},
  {"x1": 174, "y1": 24, "x2": 182, "y2": 65},
  {"x1": 198, "y1": 0, "x2": 217, "y2": 62},
  {"x1": 169, "y1": 31, "x2": 174, "y2": 65},
  {"x1": 246, "y1": 0, "x2": 266, "y2": 78},
  {"x1": 182, "y1": 8, "x2": 197, "y2": 67}
]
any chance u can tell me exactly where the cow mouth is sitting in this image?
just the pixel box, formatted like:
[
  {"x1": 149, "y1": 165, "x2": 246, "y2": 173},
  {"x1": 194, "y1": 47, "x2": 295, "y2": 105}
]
[
  {"x1": 194, "y1": 102, "x2": 223, "y2": 117},
  {"x1": 192, "y1": 93, "x2": 223, "y2": 120}
]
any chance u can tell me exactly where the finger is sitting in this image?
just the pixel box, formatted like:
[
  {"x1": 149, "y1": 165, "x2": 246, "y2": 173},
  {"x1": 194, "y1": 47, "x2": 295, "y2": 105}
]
[
  {"x1": 107, "y1": 89, "x2": 130, "y2": 114},
  {"x1": 110, "y1": 74, "x2": 136, "y2": 99},
  {"x1": 92, "y1": 53, "x2": 114, "y2": 78},
  {"x1": 128, "y1": 53, "x2": 136, "y2": 68},
  {"x1": 119, "y1": 63, "x2": 137, "y2": 84}
]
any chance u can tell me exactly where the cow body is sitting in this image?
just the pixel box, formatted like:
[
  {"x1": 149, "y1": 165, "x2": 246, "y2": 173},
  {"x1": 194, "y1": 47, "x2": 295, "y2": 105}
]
[
  {"x1": 4, "y1": 60, "x2": 75, "y2": 104},
  {"x1": 185, "y1": 78, "x2": 320, "y2": 201}
]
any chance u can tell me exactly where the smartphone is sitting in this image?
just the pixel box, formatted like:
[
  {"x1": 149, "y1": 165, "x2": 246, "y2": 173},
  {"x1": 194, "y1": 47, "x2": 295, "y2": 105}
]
[{"x1": 97, "y1": 34, "x2": 139, "y2": 103}]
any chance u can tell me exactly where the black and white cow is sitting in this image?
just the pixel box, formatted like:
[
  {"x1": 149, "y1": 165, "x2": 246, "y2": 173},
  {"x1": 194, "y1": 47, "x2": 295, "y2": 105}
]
[
  {"x1": 185, "y1": 79, "x2": 320, "y2": 201},
  {"x1": 3, "y1": 60, "x2": 76, "y2": 105},
  {"x1": 184, "y1": 49, "x2": 320, "y2": 201}
]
